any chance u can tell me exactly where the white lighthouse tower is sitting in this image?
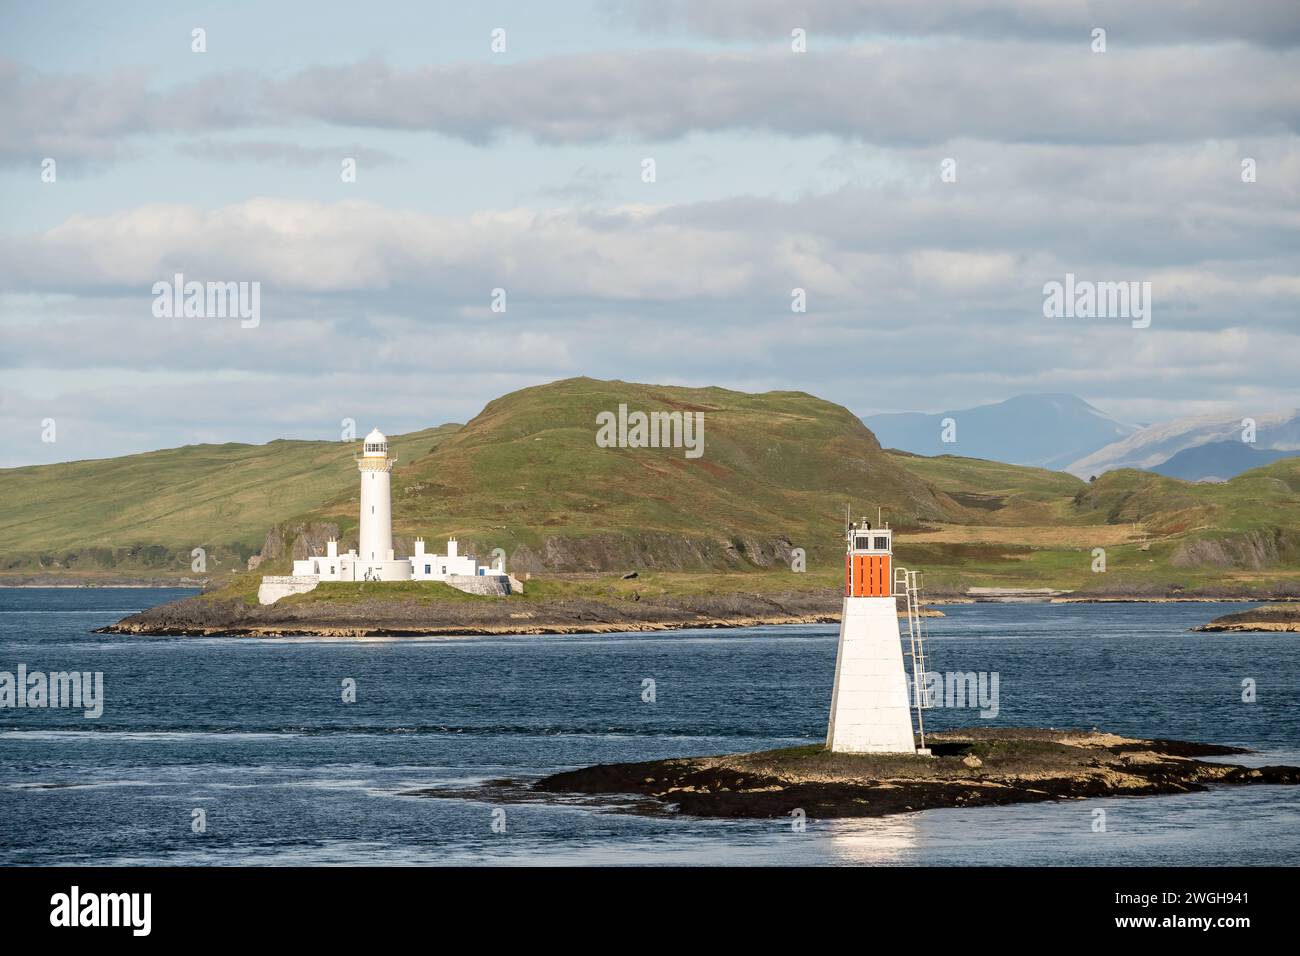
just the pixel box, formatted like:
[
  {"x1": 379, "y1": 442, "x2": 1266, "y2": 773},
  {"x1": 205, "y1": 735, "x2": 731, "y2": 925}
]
[
  {"x1": 358, "y1": 428, "x2": 394, "y2": 563},
  {"x1": 354, "y1": 428, "x2": 411, "y2": 581},
  {"x1": 826, "y1": 521, "x2": 920, "y2": 754}
]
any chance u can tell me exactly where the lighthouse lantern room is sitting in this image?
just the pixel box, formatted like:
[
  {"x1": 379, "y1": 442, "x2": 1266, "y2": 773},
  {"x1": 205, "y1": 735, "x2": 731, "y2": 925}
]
[{"x1": 826, "y1": 519, "x2": 922, "y2": 754}]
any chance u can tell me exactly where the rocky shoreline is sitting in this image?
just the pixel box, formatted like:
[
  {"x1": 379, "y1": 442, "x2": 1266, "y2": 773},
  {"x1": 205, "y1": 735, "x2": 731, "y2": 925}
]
[
  {"x1": 1193, "y1": 603, "x2": 1300, "y2": 632},
  {"x1": 101, "y1": 611, "x2": 843, "y2": 638},
  {"x1": 407, "y1": 728, "x2": 1300, "y2": 819},
  {"x1": 92, "y1": 585, "x2": 1297, "y2": 638},
  {"x1": 97, "y1": 588, "x2": 860, "y2": 638}
]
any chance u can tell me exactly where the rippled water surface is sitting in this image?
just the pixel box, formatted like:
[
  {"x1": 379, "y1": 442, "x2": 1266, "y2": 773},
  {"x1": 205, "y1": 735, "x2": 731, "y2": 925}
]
[{"x1": 1, "y1": 589, "x2": 1297, "y2": 865}]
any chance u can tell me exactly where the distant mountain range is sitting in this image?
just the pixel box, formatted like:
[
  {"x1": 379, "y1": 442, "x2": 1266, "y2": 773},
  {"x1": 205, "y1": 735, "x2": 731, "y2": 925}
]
[
  {"x1": 1067, "y1": 409, "x2": 1300, "y2": 480},
  {"x1": 863, "y1": 394, "x2": 1137, "y2": 470},
  {"x1": 865, "y1": 395, "x2": 1300, "y2": 483},
  {"x1": 1148, "y1": 440, "x2": 1296, "y2": 482}
]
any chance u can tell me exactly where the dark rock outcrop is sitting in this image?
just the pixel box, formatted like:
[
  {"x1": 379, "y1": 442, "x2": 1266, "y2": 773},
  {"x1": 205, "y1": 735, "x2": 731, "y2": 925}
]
[
  {"x1": 1193, "y1": 602, "x2": 1300, "y2": 632},
  {"x1": 458, "y1": 728, "x2": 1300, "y2": 819},
  {"x1": 260, "y1": 520, "x2": 341, "y2": 562},
  {"x1": 98, "y1": 583, "x2": 851, "y2": 637}
]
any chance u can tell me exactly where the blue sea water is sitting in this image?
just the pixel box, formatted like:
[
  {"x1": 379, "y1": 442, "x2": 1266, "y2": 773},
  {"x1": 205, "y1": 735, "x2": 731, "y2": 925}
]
[{"x1": 0, "y1": 588, "x2": 1297, "y2": 866}]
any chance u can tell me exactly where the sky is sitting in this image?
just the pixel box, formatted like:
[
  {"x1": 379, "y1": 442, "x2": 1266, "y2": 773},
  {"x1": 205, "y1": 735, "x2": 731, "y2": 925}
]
[{"x1": 1, "y1": 0, "x2": 1298, "y2": 467}]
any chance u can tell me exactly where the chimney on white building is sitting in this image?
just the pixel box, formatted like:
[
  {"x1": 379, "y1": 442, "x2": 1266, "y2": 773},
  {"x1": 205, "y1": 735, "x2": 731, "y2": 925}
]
[
  {"x1": 414, "y1": 537, "x2": 425, "y2": 557},
  {"x1": 447, "y1": 538, "x2": 459, "y2": 558},
  {"x1": 327, "y1": 539, "x2": 338, "y2": 558}
]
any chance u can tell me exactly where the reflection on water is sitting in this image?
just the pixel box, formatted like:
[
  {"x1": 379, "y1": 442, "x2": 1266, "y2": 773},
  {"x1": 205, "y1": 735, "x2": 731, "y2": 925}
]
[{"x1": 825, "y1": 814, "x2": 921, "y2": 865}]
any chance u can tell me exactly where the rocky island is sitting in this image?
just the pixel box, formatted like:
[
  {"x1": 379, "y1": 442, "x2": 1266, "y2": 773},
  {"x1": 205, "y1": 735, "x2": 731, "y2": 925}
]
[
  {"x1": 97, "y1": 577, "x2": 859, "y2": 637},
  {"x1": 412, "y1": 728, "x2": 1300, "y2": 819},
  {"x1": 1193, "y1": 603, "x2": 1300, "y2": 633}
]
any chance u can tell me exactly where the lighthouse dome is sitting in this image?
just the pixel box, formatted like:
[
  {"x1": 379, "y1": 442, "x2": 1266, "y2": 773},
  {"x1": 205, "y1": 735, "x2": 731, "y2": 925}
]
[{"x1": 362, "y1": 428, "x2": 388, "y2": 457}]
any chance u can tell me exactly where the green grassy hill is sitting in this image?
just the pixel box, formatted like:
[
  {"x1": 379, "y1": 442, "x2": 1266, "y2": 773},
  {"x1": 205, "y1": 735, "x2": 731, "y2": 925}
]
[
  {"x1": 0, "y1": 426, "x2": 457, "y2": 578},
  {"x1": 290, "y1": 378, "x2": 961, "y2": 573},
  {"x1": 886, "y1": 451, "x2": 1088, "y2": 525},
  {"x1": 1070, "y1": 460, "x2": 1300, "y2": 535},
  {"x1": 2, "y1": 377, "x2": 1298, "y2": 597},
  {"x1": 886, "y1": 453, "x2": 1300, "y2": 596}
]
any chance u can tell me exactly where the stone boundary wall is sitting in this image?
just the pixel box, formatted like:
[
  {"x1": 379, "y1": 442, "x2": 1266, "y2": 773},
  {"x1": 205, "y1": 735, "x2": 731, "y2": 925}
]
[
  {"x1": 258, "y1": 575, "x2": 320, "y2": 605},
  {"x1": 445, "y1": 574, "x2": 512, "y2": 596}
]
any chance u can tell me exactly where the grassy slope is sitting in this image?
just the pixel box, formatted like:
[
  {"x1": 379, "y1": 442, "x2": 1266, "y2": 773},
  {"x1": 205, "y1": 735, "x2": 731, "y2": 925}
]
[
  {"x1": 888, "y1": 454, "x2": 1300, "y2": 595},
  {"x1": 887, "y1": 451, "x2": 1087, "y2": 525},
  {"x1": 294, "y1": 377, "x2": 960, "y2": 570},
  {"x1": 1071, "y1": 460, "x2": 1300, "y2": 534},
  {"x1": 0, "y1": 426, "x2": 458, "y2": 574},
  {"x1": 3, "y1": 375, "x2": 1298, "y2": 598},
  {"x1": 202, "y1": 426, "x2": 1300, "y2": 604}
]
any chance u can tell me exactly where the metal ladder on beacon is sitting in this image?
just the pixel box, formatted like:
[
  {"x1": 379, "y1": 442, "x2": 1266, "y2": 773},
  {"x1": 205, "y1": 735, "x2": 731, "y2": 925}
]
[{"x1": 896, "y1": 567, "x2": 932, "y2": 755}]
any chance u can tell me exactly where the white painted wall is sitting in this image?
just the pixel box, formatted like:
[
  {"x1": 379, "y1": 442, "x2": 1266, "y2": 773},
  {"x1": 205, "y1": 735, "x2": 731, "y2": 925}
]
[
  {"x1": 358, "y1": 465, "x2": 393, "y2": 562},
  {"x1": 258, "y1": 575, "x2": 319, "y2": 605},
  {"x1": 409, "y1": 538, "x2": 489, "y2": 580},
  {"x1": 826, "y1": 595, "x2": 917, "y2": 753}
]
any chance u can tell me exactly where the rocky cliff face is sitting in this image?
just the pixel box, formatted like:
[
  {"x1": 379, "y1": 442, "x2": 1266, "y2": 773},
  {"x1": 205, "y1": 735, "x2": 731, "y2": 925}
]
[
  {"x1": 259, "y1": 520, "x2": 342, "y2": 562},
  {"x1": 1171, "y1": 528, "x2": 1299, "y2": 569},
  {"x1": 253, "y1": 526, "x2": 802, "y2": 576},
  {"x1": 503, "y1": 532, "x2": 800, "y2": 574}
]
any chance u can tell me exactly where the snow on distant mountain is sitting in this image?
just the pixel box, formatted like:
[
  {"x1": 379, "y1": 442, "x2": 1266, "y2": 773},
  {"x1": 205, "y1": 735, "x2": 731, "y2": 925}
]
[
  {"x1": 863, "y1": 394, "x2": 1137, "y2": 470},
  {"x1": 1067, "y1": 410, "x2": 1300, "y2": 479}
]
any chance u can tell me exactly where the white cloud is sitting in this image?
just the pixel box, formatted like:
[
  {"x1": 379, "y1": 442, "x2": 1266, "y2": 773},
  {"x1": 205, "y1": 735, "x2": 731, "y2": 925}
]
[
  {"x1": 4, "y1": 41, "x2": 1298, "y2": 165},
  {"x1": 611, "y1": 0, "x2": 1300, "y2": 48},
  {"x1": 1, "y1": 14, "x2": 1297, "y2": 465}
]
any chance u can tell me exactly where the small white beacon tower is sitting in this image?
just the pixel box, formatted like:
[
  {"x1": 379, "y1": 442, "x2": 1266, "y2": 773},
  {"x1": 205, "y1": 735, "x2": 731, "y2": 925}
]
[{"x1": 826, "y1": 521, "x2": 920, "y2": 754}]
